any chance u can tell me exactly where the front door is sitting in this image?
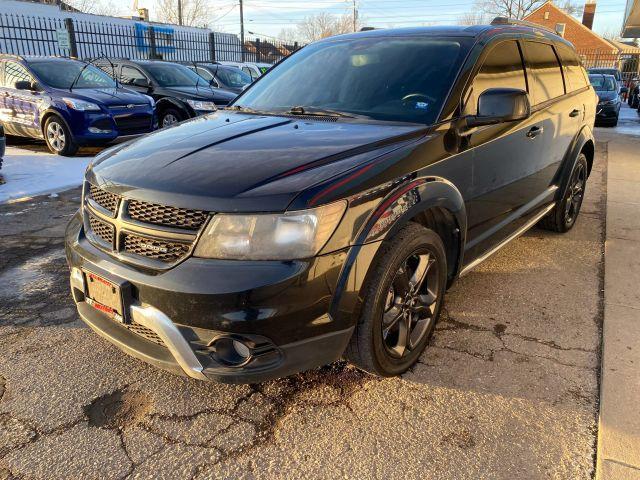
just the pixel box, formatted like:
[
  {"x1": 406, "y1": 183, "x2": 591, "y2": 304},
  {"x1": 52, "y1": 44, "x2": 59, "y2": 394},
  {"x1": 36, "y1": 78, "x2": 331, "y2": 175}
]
[{"x1": 2, "y1": 61, "x2": 41, "y2": 138}]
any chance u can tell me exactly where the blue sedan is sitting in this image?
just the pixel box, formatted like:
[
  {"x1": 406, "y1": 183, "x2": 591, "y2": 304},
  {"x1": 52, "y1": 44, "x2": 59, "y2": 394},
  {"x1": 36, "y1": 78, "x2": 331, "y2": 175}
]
[{"x1": 0, "y1": 55, "x2": 156, "y2": 156}]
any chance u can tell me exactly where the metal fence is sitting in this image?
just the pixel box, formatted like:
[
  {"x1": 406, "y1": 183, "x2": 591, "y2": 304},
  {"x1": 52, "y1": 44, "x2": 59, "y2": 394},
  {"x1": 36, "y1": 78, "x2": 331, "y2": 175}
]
[
  {"x1": 577, "y1": 49, "x2": 640, "y2": 86},
  {"x1": 0, "y1": 12, "x2": 301, "y2": 64}
]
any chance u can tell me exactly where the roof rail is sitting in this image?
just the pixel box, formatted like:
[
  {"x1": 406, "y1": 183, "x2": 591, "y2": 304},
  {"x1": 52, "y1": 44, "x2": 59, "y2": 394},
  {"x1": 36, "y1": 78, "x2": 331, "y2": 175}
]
[{"x1": 491, "y1": 16, "x2": 556, "y2": 34}]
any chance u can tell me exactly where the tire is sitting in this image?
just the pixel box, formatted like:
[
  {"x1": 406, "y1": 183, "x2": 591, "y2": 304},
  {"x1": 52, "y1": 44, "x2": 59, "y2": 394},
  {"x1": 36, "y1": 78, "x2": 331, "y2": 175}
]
[
  {"x1": 345, "y1": 222, "x2": 448, "y2": 377},
  {"x1": 538, "y1": 153, "x2": 588, "y2": 233},
  {"x1": 159, "y1": 108, "x2": 184, "y2": 128},
  {"x1": 43, "y1": 116, "x2": 78, "y2": 156}
]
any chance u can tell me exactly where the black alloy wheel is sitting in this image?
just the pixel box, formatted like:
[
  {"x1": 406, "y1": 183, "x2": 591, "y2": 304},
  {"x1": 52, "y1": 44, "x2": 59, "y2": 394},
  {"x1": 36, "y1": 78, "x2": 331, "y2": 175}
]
[
  {"x1": 346, "y1": 223, "x2": 447, "y2": 376},
  {"x1": 538, "y1": 153, "x2": 588, "y2": 233}
]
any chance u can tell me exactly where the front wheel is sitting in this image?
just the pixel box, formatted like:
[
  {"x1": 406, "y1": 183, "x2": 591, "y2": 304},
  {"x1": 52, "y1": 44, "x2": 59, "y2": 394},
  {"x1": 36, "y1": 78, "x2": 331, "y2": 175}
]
[
  {"x1": 345, "y1": 223, "x2": 447, "y2": 377},
  {"x1": 159, "y1": 108, "x2": 185, "y2": 128},
  {"x1": 44, "y1": 116, "x2": 78, "y2": 156},
  {"x1": 538, "y1": 153, "x2": 588, "y2": 233}
]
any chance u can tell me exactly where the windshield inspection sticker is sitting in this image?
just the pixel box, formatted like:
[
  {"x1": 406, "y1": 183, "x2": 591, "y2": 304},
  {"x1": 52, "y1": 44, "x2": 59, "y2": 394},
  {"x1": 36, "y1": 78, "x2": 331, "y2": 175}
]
[{"x1": 415, "y1": 101, "x2": 429, "y2": 110}]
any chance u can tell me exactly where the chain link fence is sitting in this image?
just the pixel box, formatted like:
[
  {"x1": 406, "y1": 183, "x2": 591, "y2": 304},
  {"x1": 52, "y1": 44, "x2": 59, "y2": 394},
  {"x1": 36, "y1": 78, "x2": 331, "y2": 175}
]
[{"x1": 0, "y1": 12, "x2": 301, "y2": 64}]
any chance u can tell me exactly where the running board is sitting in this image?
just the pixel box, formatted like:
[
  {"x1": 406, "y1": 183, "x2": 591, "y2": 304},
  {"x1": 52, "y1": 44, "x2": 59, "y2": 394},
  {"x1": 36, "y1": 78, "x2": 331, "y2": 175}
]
[{"x1": 459, "y1": 202, "x2": 556, "y2": 277}]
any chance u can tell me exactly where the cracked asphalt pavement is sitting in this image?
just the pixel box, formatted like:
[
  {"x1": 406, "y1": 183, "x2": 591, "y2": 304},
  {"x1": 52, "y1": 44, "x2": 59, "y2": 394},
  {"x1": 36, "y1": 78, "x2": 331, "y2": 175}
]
[{"x1": 0, "y1": 143, "x2": 606, "y2": 479}]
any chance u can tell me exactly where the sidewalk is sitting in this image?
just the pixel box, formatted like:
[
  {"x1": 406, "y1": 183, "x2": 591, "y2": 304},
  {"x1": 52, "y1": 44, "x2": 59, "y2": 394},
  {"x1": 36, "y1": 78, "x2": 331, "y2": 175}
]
[{"x1": 596, "y1": 105, "x2": 640, "y2": 479}]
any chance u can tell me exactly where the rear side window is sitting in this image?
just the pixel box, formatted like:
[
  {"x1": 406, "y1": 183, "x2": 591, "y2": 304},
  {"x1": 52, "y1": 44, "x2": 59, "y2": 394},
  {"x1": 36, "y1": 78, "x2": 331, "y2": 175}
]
[
  {"x1": 464, "y1": 40, "x2": 527, "y2": 115},
  {"x1": 525, "y1": 42, "x2": 565, "y2": 104},
  {"x1": 4, "y1": 61, "x2": 33, "y2": 88},
  {"x1": 556, "y1": 43, "x2": 588, "y2": 92}
]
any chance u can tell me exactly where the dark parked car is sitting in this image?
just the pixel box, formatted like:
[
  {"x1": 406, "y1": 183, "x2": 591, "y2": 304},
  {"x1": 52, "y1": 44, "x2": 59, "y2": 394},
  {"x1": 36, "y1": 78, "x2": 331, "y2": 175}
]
[
  {"x1": 94, "y1": 59, "x2": 236, "y2": 127},
  {"x1": 0, "y1": 55, "x2": 156, "y2": 156},
  {"x1": 66, "y1": 20, "x2": 597, "y2": 383},
  {"x1": 589, "y1": 73, "x2": 621, "y2": 126},
  {"x1": 588, "y1": 67, "x2": 623, "y2": 92},
  {"x1": 186, "y1": 63, "x2": 252, "y2": 94}
]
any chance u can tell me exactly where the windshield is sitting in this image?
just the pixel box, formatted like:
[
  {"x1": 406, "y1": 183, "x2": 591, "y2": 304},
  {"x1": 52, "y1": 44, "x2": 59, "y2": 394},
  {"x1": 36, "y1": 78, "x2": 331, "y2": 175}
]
[
  {"x1": 589, "y1": 74, "x2": 616, "y2": 91},
  {"x1": 145, "y1": 63, "x2": 205, "y2": 87},
  {"x1": 590, "y1": 69, "x2": 620, "y2": 80},
  {"x1": 217, "y1": 66, "x2": 251, "y2": 88},
  {"x1": 29, "y1": 61, "x2": 116, "y2": 89},
  {"x1": 235, "y1": 36, "x2": 469, "y2": 124}
]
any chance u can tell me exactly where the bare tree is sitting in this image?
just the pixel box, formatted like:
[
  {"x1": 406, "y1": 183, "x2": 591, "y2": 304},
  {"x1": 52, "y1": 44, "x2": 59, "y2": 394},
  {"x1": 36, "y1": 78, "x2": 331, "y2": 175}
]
[
  {"x1": 155, "y1": 0, "x2": 210, "y2": 27},
  {"x1": 556, "y1": 0, "x2": 583, "y2": 16},
  {"x1": 457, "y1": 11, "x2": 489, "y2": 25},
  {"x1": 295, "y1": 12, "x2": 364, "y2": 43},
  {"x1": 278, "y1": 28, "x2": 301, "y2": 44},
  {"x1": 64, "y1": 0, "x2": 124, "y2": 16},
  {"x1": 476, "y1": 0, "x2": 544, "y2": 19}
]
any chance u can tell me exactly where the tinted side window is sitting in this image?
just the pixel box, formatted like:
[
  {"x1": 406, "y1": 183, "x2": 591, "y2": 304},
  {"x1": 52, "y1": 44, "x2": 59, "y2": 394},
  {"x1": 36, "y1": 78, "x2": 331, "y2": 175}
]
[
  {"x1": 525, "y1": 42, "x2": 565, "y2": 103},
  {"x1": 120, "y1": 66, "x2": 147, "y2": 85},
  {"x1": 556, "y1": 43, "x2": 588, "y2": 92},
  {"x1": 4, "y1": 61, "x2": 32, "y2": 88},
  {"x1": 465, "y1": 40, "x2": 526, "y2": 115}
]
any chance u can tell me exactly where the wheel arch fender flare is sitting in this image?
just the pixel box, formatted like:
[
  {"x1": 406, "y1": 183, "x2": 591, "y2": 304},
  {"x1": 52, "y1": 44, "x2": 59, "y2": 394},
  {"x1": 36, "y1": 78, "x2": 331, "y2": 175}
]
[
  {"x1": 329, "y1": 176, "x2": 467, "y2": 326},
  {"x1": 155, "y1": 97, "x2": 191, "y2": 117},
  {"x1": 39, "y1": 107, "x2": 72, "y2": 134},
  {"x1": 555, "y1": 124, "x2": 595, "y2": 200}
]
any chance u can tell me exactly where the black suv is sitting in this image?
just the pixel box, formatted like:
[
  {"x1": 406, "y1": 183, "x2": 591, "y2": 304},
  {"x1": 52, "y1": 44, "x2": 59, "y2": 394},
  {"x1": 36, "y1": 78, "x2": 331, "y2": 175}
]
[
  {"x1": 95, "y1": 59, "x2": 236, "y2": 127},
  {"x1": 66, "y1": 20, "x2": 597, "y2": 383}
]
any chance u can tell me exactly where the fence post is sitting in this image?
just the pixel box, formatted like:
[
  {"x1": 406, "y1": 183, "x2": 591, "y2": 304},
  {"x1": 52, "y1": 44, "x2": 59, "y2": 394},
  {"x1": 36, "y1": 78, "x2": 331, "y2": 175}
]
[
  {"x1": 148, "y1": 26, "x2": 158, "y2": 59},
  {"x1": 255, "y1": 38, "x2": 260, "y2": 63},
  {"x1": 209, "y1": 32, "x2": 216, "y2": 62},
  {"x1": 64, "y1": 18, "x2": 78, "y2": 58}
]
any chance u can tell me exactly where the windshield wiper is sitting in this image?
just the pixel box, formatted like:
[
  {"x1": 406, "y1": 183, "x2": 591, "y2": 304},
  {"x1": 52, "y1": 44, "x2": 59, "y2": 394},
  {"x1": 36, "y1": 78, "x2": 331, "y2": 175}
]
[{"x1": 288, "y1": 105, "x2": 361, "y2": 119}]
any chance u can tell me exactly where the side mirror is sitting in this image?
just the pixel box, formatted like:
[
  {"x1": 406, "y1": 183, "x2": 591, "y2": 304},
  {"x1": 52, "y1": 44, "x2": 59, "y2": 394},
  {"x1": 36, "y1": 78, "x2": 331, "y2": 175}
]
[
  {"x1": 15, "y1": 80, "x2": 37, "y2": 91},
  {"x1": 620, "y1": 86, "x2": 629, "y2": 94},
  {"x1": 466, "y1": 88, "x2": 531, "y2": 128},
  {"x1": 132, "y1": 78, "x2": 150, "y2": 88}
]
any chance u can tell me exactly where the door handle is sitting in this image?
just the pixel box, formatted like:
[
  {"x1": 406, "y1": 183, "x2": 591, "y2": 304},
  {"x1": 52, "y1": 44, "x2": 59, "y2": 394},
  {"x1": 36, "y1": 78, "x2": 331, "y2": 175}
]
[
  {"x1": 526, "y1": 126, "x2": 543, "y2": 139},
  {"x1": 569, "y1": 108, "x2": 581, "y2": 117}
]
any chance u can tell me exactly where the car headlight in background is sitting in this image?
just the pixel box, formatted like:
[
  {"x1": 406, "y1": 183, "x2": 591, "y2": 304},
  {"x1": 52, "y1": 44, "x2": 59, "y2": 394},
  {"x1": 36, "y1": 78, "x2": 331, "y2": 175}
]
[
  {"x1": 194, "y1": 201, "x2": 347, "y2": 260},
  {"x1": 62, "y1": 97, "x2": 101, "y2": 111},
  {"x1": 186, "y1": 99, "x2": 217, "y2": 111},
  {"x1": 598, "y1": 99, "x2": 617, "y2": 106}
]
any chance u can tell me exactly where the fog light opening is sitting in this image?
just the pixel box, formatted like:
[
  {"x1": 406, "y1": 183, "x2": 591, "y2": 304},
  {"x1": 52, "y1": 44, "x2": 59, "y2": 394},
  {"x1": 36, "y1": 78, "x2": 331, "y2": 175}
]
[
  {"x1": 88, "y1": 127, "x2": 112, "y2": 134},
  {"x1": 211, "y1": 337, "x2": 251, "y2": 366}
]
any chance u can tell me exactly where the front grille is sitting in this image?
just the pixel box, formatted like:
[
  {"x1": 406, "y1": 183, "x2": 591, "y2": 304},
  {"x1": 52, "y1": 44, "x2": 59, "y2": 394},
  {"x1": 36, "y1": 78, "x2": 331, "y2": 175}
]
[
  {"x1": 128, "y1": 199, "x2": 207, "y2": 230},
  {"x1": 127, "y1": 321, "x2": 165, "y2": 347},
  {"x1": 88, "y1": 213, "x2": 114, "y2": 246},
  {"x1": 123, "y1": 233, "x2": 191, "y2": 263},
  {"x1": 114, "y1": 115, "x2": 152, "y2": 134},
  {"x1": 89, "y1": 184, "x2": 119, "y2": 215}
]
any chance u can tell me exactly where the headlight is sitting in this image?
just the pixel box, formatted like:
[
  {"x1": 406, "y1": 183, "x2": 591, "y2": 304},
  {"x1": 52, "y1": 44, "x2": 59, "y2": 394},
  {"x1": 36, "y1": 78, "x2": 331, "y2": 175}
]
[
  {"x1": 186, "y1": 99, "x2": 217, "y2": 111},
  {"x1": 62, "y1": 97, "x2": 101, "y2": 111},
  {"x1": 599, "y1": 99, "x2": 617, "y2": 106},
  {"x1": 194, "y1": 201, "x2": 347, "y2": 260}
]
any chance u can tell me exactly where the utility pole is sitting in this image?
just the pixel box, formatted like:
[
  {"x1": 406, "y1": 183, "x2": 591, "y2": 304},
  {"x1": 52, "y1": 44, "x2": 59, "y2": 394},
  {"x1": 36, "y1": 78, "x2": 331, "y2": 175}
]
[
  {"x1": 239, "y1": 0, "x2": 245, "y2": 61},
  {"x1": 352, "y1": 0, "x2": 357, "y2": 32},
  {"x1": 177, "y1": 0, "x2": 183, "y2": 25}
]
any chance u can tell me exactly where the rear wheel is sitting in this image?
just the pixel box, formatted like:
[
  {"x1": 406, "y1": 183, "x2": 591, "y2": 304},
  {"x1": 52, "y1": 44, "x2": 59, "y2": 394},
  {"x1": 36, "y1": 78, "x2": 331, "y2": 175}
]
[
  {"x1": 345, "y1": 223, "x2": 447, "y2": 377},
  {"x1": 538, "y1": 153, "x2": 588, "y2": 233},
  {"x1": 44, "y1": 116, "x2": 78, "y2": 156}
]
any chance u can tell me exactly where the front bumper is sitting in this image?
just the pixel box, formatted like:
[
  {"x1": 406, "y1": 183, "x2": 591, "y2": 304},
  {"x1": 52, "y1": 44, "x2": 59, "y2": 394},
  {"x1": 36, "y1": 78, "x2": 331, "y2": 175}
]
[
  {"x1": 65, "y1": 212, "x2": 355, "y2": 383},
  {"x1": 596, "y1": 103, "x2": 620, "y2": 121}
]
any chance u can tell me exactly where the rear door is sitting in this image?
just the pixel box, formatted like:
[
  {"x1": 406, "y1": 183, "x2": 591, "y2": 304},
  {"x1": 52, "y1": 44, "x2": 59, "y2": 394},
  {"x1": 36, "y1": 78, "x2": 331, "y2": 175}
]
[
  {"x1": 521, "y1": 41, "x2": 574, "y2": 192},
  {"x1": 2, "y1": 61, "x2": 41, "y2": 137},
  {"x1": 463, "y1": 39, "x2": 546, "y2": 260}
]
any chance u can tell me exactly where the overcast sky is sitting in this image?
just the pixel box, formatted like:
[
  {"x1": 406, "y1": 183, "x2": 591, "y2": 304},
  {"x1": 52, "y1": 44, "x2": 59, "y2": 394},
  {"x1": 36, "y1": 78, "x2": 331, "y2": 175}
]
[{"x1": 125, "y1": 0, "x2": 629, "y2": 39}]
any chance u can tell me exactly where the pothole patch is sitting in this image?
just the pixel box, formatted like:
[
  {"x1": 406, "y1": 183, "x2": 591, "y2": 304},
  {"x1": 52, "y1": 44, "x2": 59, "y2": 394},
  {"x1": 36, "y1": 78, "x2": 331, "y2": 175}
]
[{"x1": 85, "y1": 390, "x2": 151, "y2": 430}]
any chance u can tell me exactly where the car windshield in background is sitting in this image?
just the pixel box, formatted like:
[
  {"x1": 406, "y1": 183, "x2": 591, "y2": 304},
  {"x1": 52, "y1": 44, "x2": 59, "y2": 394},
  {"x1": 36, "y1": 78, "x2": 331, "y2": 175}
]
[
  {"x1": 29, "y1": 61, "x2": 116, "y2": 89},
  {"x1": 145, "y1": 63, "x2": 205, "y2": 87},
  {"x1": 589, "y1": 75, "x2": 616, "y2": 91},
  {"x1": 235, "y1": 36, "x2": 470, "y2": 124},
  {"x1": 217, "y1": 67, "x2": 251, "y2": 88}
]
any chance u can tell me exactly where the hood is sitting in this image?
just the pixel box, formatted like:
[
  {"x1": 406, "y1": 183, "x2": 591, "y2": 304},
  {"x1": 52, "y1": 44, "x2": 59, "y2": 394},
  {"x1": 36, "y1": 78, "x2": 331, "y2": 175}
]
[
  {"x1": 88, "y1": 112, "x2": 425, "y2": 212},
  {"x1": 597, "y1": 91, "x2": 618, "y2": 102},
  {"x1": 57, "y1": 87, "x2": 150, "y2": 107},
  {"x1": 161, "y1": 85, "x2": 235, "y2": 102}
]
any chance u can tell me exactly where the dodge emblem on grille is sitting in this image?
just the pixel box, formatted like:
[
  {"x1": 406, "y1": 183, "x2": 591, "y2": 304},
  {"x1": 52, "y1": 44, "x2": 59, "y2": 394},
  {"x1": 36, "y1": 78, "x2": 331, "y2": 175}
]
[{"x1": 139, "y1": 242, "x2": 168, "y2": 254}]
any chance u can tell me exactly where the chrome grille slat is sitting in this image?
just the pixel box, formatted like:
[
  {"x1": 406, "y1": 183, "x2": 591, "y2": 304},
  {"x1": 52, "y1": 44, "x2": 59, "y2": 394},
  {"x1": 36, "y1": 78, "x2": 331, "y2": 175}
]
[
  {"x1": 84, "y1": 183, "x2": 208, "y2": 266},
  {"x1": 128, "y1": 199, "x2": 207, "y2": 230}
]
